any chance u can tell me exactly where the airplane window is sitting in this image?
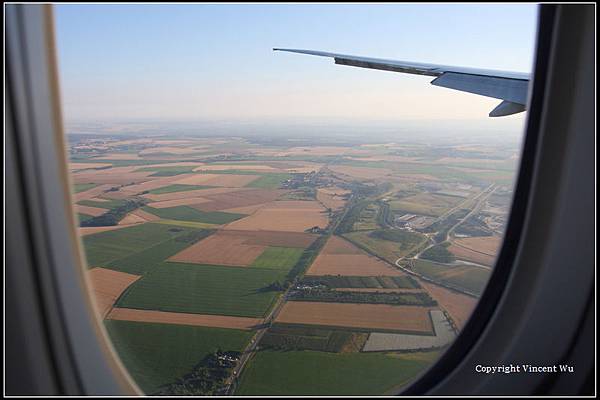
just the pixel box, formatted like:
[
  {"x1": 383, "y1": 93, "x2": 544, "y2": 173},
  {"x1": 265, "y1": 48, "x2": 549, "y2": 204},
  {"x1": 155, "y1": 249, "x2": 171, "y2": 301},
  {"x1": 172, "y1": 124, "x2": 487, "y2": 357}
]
[{"x1": 54, "y1": 4, "x2": 538, "y2": 396}]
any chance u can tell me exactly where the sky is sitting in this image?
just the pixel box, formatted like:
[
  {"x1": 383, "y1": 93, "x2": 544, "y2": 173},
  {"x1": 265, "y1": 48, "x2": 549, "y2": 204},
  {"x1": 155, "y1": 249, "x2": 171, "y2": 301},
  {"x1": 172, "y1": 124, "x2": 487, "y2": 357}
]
[{"x1": 54, "y1": 3, "x2": 538, "y2": 132}]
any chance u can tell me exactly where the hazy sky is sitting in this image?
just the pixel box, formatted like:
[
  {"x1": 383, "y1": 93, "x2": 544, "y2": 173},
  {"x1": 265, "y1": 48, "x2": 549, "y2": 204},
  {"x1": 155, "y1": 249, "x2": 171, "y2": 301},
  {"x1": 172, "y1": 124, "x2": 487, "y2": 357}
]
[{"x1": 55, "y1": 3, "x2": 538, "y2": 125}]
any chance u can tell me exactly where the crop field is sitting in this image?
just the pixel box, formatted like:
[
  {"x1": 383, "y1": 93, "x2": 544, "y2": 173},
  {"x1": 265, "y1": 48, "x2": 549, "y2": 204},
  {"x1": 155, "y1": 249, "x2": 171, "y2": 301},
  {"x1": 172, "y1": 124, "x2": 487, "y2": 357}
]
[
  {"x1": 363, "y1": 310, "x2": 456, "y2": 352},
  {"x1": 329, "y1": 165, "x2": 393, "y2": 180},
  {"x1": 147, "y1": 184, "x2": 214, "y2": 194},
  {"x1": 389, "y1": 193, "x2": 463, "y2": 217},
  {"x1": 135, "y1": 165, "x2": 197, "y2": 176},
  {"x1": 116, "y1": 262, "x2": 287, "y2": 317},
  {"x1": 275, "y1": 302, "x2": 434, "y2": 334},
  {"x1": 235, "y1": 350, "x2": 436, "y2": 395},
  {"x1": 344, "y1": 230, "x2": 427, "y2": 264},
  {"x1": 73, "y1": 183, "x2": 98, "y2": 193},
  {"x1": 168, "y1": 231, "x2": 266, "y2": 266},
  {"x1": 224, "y1": 201, "x2": 328, "y2": 232},
  {"x1": 104, "y1": 320, "x2": 252, "y2": 394},
  {"x1": 82, "y1": 223, "x2": 200, "y2": 266},
  {"x1": 142, "y1": 187, "x2": 243, "y2": 202},
  {"x1": 419, "y1": 280, "x2": 477, "y2": 330},
  {"x1": 105, "y1": 229, "x2": 215, "y2": 275},
  {"x1": 306, "y1": 235, "x2": 404, "y2": 276},
  {"x1": 307, "y1": 254, "x2": 404, "y2": 276},
  {"x1": 250, "y1": 247, "x2": 305, "y2": 270},
  {"x1": 191, "y1": 188, "x2": 286, "y2": 212},
  {"x1": 300, "y1": 275, "x2": 419, "y2": 289},
  {"x1": 316, "y1": 187, "x2": 349, "y2": 211},
  {"x1": 174, "y1": 173, "x2": 259, "y2": 187},
  {"x1": 141, "y1": 205, "x2": 245, "y2": 224},
  {"x1": 411, "y1": 260, "x2": 491, "y2": 296},
  {"x1": 246, "y1": 173, "x2": 293, "y2": 189},
  {"x1": 259, "y1": 324, "x2": 368, "y2": 353},
  {"x1": 107, "y1": 308, "x2": 263, "y2": 330},
  {"x1": 87, "y1": 268, "x2": 141, "y2": 317},
  {"x1": 76, "y1": 204, "x2": 108, "y2": 217}
]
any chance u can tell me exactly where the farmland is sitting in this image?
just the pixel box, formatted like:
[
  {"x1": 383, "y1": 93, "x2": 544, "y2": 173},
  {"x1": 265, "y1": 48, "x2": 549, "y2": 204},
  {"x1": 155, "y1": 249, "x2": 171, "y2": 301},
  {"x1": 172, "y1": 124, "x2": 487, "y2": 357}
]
[
  {"x1": 235, "y1": 350, "x2": 437, "y2": 396},
  {"x1": 68, "y1": 134, "x2": 516, "y2": 395},
  {"x1": 117, "y1": 263, "x2": 287, "y2": 317},
  {"x1": 104, "y1": 320, "x2": 252, "y2": 394}
]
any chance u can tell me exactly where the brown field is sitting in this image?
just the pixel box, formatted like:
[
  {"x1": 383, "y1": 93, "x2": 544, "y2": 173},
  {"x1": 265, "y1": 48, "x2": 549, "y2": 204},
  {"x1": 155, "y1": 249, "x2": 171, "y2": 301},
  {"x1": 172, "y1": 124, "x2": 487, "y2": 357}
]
[
  {"x1": 88, "y1": 268, "x2": 141, "y2": 318},
  {"x1": 306, "y1": 254, "x2": 405, "y2": 276},
  {"x1": 454, "y1": 236, "x2": 501, "y2": 255},
  {"x1": 72, "y1": 166, "x2": 154, "y2": 185},
  {"x1": 192, "y1": 189, "x2": 286, "y2": 212},
  {"x1": 73, "y1": 184, "x2": 114, "y2": 201},
  {"x1": 329, "y1": 165, "x2": 393, "y2": 180},
  {"x1": 419, "y1": 280, "x2": 477, "y2": 330},
  {"x1": 223, "y1": 201, "x2": 328, "y2": 232},
  {"x1": 115, "y1": 175, "x2": 194, "y2": 195},
  {"x1": 70, "y1": 162, "x2": 113, "y2": 170},
  {"x1": 139, "y1": 146, "x2": 207, "y2": 155},
  {"x1": 168, "y1": 232, "x2": 266, "y2": 266},
  {"x1": 91, "y1": 153, "x2": 143, "y2": 160},
  {"x1": 193, "y1": 164, "x2": 279, "y2": 172},
  {"x1": 79, "y1": 224, "x2": 141, "y2": 237},
  {"x1": 221, "y1": 204, "x2": 266, "y2": 214},
  {"x1": 316, "y1": 187, "x2": 350, "y2": 211},
  {"x1": 320, "y1": 235, "x2": 363, "y2": 255},
  {"x1": 447, "y1": 244, "x2": 496, "y2": 266},
  {"x1": 142, "y1": 187, "x2": 243, "y2": 202},
  {"x1": 174, "y1": 173, "x2": 259, "y2": 187},
  {"x1": 76, "y1": 204, "x2": 108, "y2": 217},
  {"x1": 391, "y1": 173, "x2": 440, "y2": 182},
  {"x1": 169, "y1": 230, "x2": 317, "y2": 266},
  {"x1": 129, "y1": 209, "x2": 161, "y2": 222},
  {"x1": 276, "y1": 302, "x2": 434, "y2": 334},
  {"x1": 118, "y1": 213, "x2": 147, "y2": 225},
  {"x1": 306, "y1": 235, "x2": 404, "y2": 276},
  {"x1": 107, "y1": 308, "x2": 263, "y2": 330},
  {"x1": 146, "y1": 196, "x2": 212, "y2": 209}
]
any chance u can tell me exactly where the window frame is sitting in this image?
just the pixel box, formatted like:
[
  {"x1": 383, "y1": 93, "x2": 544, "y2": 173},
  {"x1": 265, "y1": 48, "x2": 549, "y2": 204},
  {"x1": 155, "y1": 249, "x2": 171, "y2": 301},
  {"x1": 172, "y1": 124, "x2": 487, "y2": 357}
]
[{"x1": 5, "y1": 3, "x2": 595, "y2": 396}]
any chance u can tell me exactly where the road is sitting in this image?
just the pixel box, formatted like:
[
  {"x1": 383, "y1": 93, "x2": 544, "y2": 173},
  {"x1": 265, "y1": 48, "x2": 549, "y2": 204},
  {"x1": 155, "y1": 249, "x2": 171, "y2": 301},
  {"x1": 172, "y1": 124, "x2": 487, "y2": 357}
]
[{"x1": 227, "y1": 188, "x2": 355, "y2": 394}]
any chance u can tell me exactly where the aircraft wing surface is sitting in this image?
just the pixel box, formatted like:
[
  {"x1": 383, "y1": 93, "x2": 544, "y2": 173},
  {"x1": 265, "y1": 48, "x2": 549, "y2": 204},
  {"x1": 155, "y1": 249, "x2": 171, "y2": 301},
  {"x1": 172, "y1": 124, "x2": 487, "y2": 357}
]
[{"x1": 274, "y1": 48, "x2": 530, "y2": 117}]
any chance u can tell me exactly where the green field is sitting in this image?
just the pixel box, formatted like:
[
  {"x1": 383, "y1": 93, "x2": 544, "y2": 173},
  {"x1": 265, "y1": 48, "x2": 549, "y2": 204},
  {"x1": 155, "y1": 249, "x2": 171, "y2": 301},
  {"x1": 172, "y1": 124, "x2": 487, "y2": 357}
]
[
  {"x1": 142, "y1": 205, "x2": 245, "y2": 224},
  {"x1": 235, "y1": 350, "x2": 438, "y2": 395},
  {"x1": 136, "y1": 165, "x2": 197, "y2": 176},
  {"x1": 105, "y1": 320, "x2": 252, "y2": 394},
  {"x1": 246, "y1": 173, "x2": 292, "y2": 189},
  {"x1": 117, "y1": 263, "x2": 287, "y2": 317},
  {"x1": 147, "y1": 184, "x2": 213, "y2": 194},
  {"x1": 251, "y1": 247, "x2": 305, "y2": 271},
  {"x1": 411, "y1": 259, "x2": 491, "y2": 295},
  {"x1": 82, "y1": 223, "x2": 198, "y2": 266},
  {"x1": 78, "y1": 198, "x2": 129, "y2": 210},
  {"x1": 389, "y1": 193, "x2": 463, "y2": 217},
  {"x1": 105, "y1": 229, "x2": 215, "y2": 275},
  {"x1": 344, "y1": 230, "x2": 427, "y2": 264},
  {"x1": 73, "y1": 183, "x2": 98, "y2": 193}
]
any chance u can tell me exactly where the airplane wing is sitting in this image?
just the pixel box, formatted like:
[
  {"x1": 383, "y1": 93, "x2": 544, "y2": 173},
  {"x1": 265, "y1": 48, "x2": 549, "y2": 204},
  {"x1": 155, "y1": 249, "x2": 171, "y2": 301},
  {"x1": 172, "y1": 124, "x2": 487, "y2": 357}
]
[{"x1": 273, "y1": 48, "x2": 530, "y2": 117}]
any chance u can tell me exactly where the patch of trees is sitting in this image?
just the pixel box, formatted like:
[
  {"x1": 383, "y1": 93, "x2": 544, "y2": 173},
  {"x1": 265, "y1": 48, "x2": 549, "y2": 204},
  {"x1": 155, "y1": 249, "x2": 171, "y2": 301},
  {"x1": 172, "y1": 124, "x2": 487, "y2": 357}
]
[
  {"x1": 154, "y1": 351, "x2": 240, "y2": 396},
  {"x1": 288, "y1": 288, "x2": 437, "y2": 306},
  {"x1": 79, "y1": 198, "x2": 148, "y2": 227},
  {"x1": 284, "y1": 235, "x2": 328, "y2": 284},
  {"x1": 420, "y1": 242, "x2": 456, "y2": 264}
]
